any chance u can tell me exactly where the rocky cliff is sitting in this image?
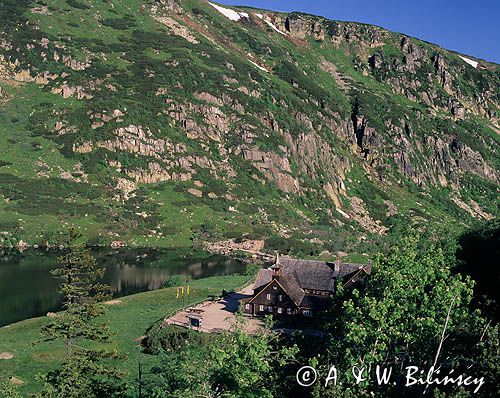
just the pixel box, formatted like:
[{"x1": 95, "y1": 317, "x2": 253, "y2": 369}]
[{"x1": 0, "y1": 0, "x2": 498, "y2": 254}]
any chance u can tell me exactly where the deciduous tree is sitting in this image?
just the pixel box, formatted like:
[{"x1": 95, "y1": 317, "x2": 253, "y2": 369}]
[
  {"x1": 316, "y1": 231, "x2": 497, "y2": 397},
  {"x1": 146, "y1": 317, "x2": 298, "y2": 398}
]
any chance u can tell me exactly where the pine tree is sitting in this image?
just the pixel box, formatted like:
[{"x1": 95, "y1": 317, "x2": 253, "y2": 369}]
[{"x1": 36, "y1": 229, "x2": 126, "y2": 398}]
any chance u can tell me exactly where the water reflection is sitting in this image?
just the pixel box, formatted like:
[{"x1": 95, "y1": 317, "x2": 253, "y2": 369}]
[{"x1": 0, "y1": 248, "x2": 245, "y2": 326}]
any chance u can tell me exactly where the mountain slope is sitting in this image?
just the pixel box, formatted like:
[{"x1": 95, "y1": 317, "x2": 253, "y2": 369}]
[{"x1": 0, "y1": 0, "x2": 498, "y2": 255}]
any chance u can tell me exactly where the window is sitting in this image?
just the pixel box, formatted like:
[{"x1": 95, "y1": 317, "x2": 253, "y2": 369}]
[
  {"x1": 259, "y1": 305, "x2": 264, "y2": 312},
  {"x1": 303, "y1": 309, "x2": 312, "y2": 317},
  {"x1": 266, "y1": 293, "x2": 271, "y2": 300},
  {"x1": 287, "y1": 308, "x2": 292, "y2": 315},
  {"x1": 277, "y1": 307, "x2": 283, "y2": 314},
  {"x1": 278, "y1": 294, "x2": 283, "y2": 301},
  {"x1": 267, "y1": 306, "x2": 273, "y2": 312},
  {"x1": 245, "y1": 304, "x2": 250, "y2": 310}
]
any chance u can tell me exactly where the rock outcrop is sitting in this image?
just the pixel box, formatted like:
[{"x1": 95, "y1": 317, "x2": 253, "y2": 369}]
[{"x1": 0, "y1": 0, "x2": 497, "y2": 247}]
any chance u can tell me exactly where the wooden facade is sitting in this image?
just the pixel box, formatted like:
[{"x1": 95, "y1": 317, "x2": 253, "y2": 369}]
[{"x1": 243, "y1": 279, "x2": 302, "y2": 317}]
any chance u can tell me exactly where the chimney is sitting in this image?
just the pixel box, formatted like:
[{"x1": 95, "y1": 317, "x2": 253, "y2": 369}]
[
  {"x1": 334, "y1": 255, "x2": 341, "y2": 274},
  {"x1": 271, "y1": 252, "x2": 281, "y2": 280}
]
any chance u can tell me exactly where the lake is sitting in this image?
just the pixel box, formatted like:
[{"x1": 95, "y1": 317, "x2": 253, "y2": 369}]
[{"x1": 0, "y1": 248, "x2": 246, "y2": 326}]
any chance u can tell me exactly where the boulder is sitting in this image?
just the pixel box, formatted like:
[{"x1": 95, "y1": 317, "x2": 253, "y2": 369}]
[{"x1": 188, "y1": 188, "x2": 203, "y2": 198}]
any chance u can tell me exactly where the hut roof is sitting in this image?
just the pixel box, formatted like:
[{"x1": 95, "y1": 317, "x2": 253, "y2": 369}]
[
  {"x1": 253, "y1": 256, "x2": 369, "y2": 293},
  {"x1": 278, "y1": 272, "x2": 304, "y2": 306}
]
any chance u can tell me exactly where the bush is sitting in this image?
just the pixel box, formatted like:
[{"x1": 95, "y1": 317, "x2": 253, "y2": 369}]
[
  {"x1": 161, "y1": 275, "x2": 186, "y2": 288},
  {"x1": 143, "y1": 324, "x2": 209, "y2": 355},
  {"x1": 0, "y1": 381, "x2": 21, "y2": 398},
  {"x1": 245, "y1": 263, "x2": 261, "y2": 277},
  {"x1": 100, "y1": 16, "x2": 136, "y2": 30},
  {"x1": 66, "y1": 0, "x2": 90, "y2": 10}
]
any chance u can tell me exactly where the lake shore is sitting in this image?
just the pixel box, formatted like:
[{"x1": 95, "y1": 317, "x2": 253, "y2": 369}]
[
  {"x1": 0, "y1": 274, "x2": 253, "y2": 395},
  {"x1": 0, "y1": 248, "x2": 246, "y2": 326}
]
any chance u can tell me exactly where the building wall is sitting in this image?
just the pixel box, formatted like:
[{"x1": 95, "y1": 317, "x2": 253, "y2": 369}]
[
  {"x1": 303, "y1": 289, "x2": 333, "y2": 296},
  {"x1": 244, "y1": 279, "x2": 299, "y2": 316},
  {"x1": 242, "y1": 264, "x2": 371, "y2": 318}
]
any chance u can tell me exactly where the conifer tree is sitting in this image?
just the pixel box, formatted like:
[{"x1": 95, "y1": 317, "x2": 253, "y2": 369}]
[{"x1": 37, "y1": 229, "x2": 126, "y2": 398}]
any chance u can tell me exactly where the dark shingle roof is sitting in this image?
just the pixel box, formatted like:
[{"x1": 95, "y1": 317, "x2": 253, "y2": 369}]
[
  {"x1": 279, "y1": 257, "x2": 336, "y2": 291},
  {"x1": 253, "y1": 257, "x2": 369, "y2": 293},
  {"x1": 254, "y1": 269, "x2": 273, "y2": 290},
  {"x1": 278, "y1": 272, "x2": 304, "y2": 306}
]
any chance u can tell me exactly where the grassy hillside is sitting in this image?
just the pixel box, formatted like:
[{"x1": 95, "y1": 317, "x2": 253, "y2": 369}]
[
  {"x1": 0, "y1": 0, "x2": 498, "y2": 256},
  {"x1": 0, "y1": 274, "x2": 251, "y2": 395}
]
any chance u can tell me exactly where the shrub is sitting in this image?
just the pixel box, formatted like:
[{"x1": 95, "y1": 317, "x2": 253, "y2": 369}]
[{"x1": 161, "y1": 275, "x2": 186, "y2": 288}]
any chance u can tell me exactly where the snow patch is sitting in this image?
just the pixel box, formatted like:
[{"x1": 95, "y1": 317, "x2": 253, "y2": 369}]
[
  {"x1": 255, "y1": 13, "x2": 263, "y2": 19},
  {"x1": 264, "y1": 19, "x2": 285, "y2": 35},
  {"x1": 458, "y1": 55, "x2": 478, "y2": 69},
  {"x1": 248, "y1": 60, "x2": 268, "y2": 72},
  {"x1": 208, "y1": 2, "x2": 249, "y2": 22}
]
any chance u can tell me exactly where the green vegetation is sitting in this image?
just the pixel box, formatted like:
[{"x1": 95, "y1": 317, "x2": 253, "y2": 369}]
[
  {"x1": 0, "y1": 274, "x2": 251, "y2": 396},
  {"x1": 0, "y1": 380, "x2": 22, "y2": 398},
  {"x1": 306, "y1": 230, "x2": 499, "y2": 398},
  {"x1": 0, "y1": 0, "x2": 497, "y2": 255},
  {"x1": 143, "y1": 319, "x2": 298, "y2": 398},
  {"x1": 456, "y1": 219, "x2": 500, "y2": 319},
  {"x1": 37, "y1": 230, "x2": 125, "y2": 397},
  {"x1": 0, "y1": 0, "x2": 498, "y2": 396},
  {"x1": 119, "y1": 228, "x2": 499, "y2": 398}
]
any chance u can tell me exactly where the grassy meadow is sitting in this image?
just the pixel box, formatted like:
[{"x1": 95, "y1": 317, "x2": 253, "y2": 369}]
[{"x1": 0, "y1": 274, "x2": 251, "y2": 396}]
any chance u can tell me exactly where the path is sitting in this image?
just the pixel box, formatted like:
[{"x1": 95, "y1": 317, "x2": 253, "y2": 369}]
[{"x1": 162, "y1": 284, "x2": 264, "y2": 334}]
